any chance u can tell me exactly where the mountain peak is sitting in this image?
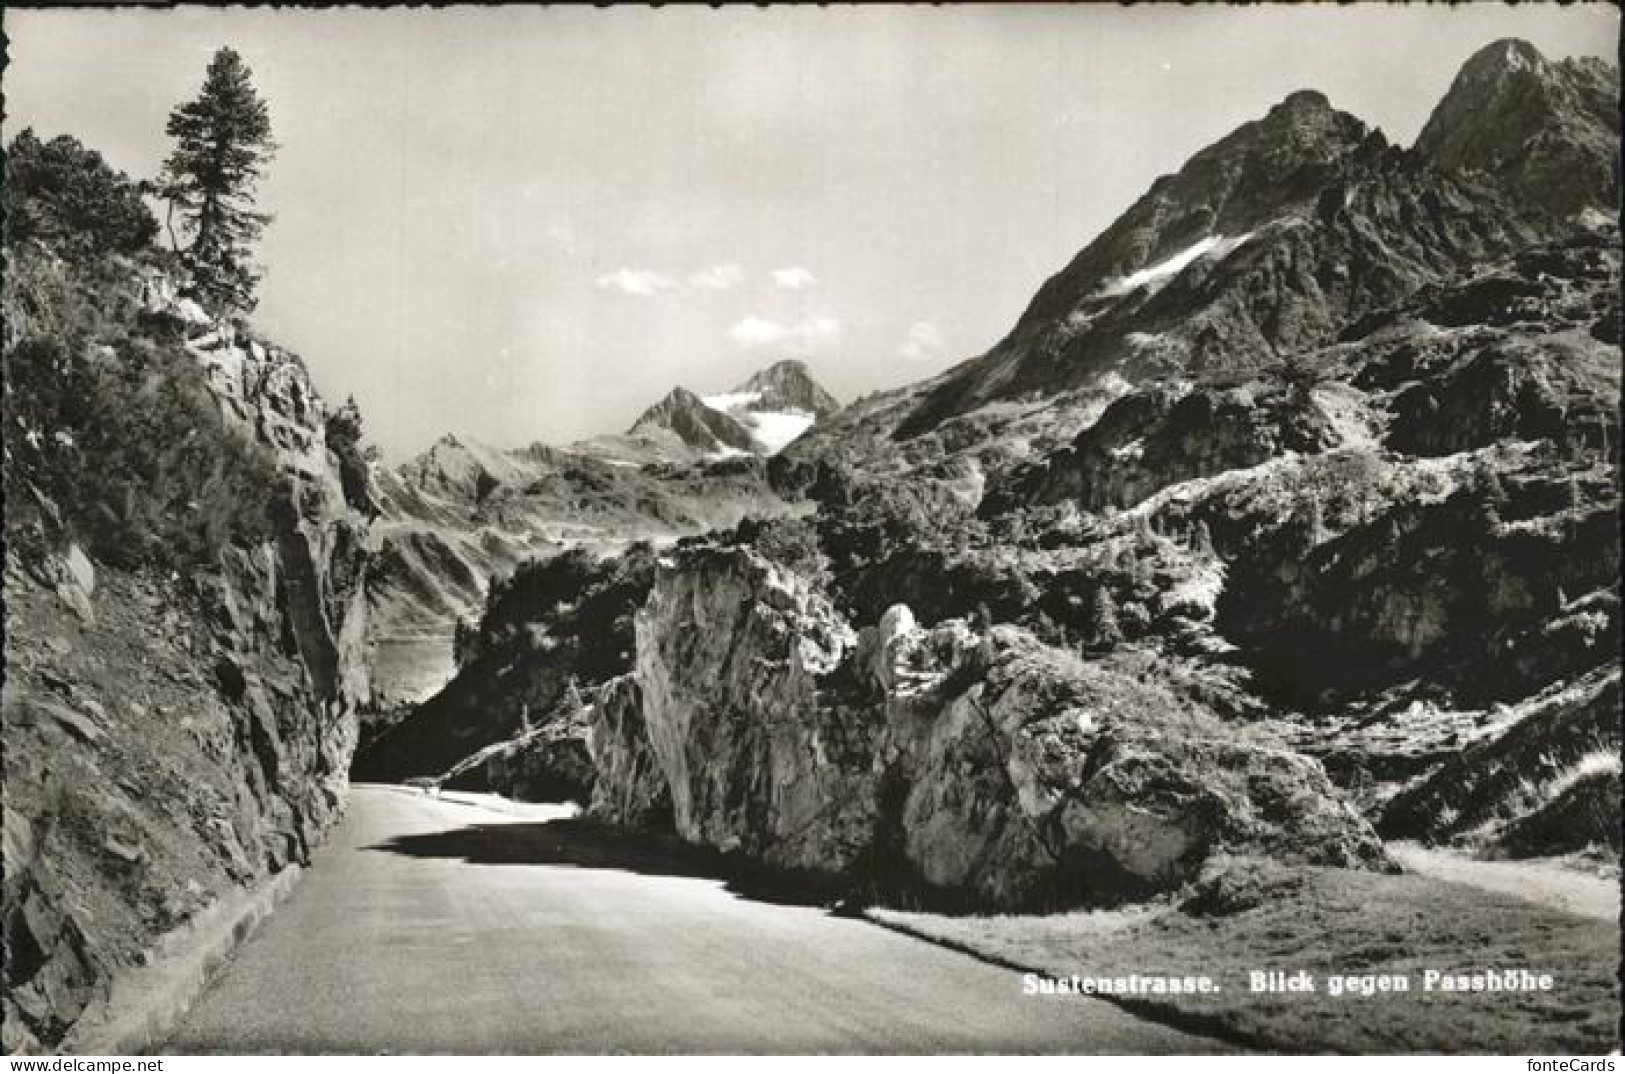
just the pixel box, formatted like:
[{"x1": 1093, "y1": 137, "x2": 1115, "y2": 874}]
[
  {"x1": 1416, "y1": 38, "x2": 1619, "y2": 217},
  {"x1": 735, "y1": 359, "x2": 841, "y2": 419},
  {"x1": 1461, "y1": 37, "x2": 1547, "y2": 78},
  {"x1": 893, "y1": 61, "x2": 1550, "y2": 438},
  {"x1": 629, "y1": 385, "x2": 757, "y2": 455},
  {"x1": 625, "y1": 361, "x2": 840, "y2": 457},
  {"x1": 1270, "y1": 89, "x2": 1335, "y2": 120},
  {"x1": 745, "y1": 357, "x2": 812, "y2": 381},
  {"x1": 658, "y1": 385, "x2": 704, "y2": 409}
]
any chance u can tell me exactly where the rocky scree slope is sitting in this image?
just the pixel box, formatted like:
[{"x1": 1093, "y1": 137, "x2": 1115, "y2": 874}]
[
  {"x1": 430, "y1": 41, "x2": 1619, "y2": 906},
  {"x1": 3, "y1": 180, "x2": 373, "y2": 1049}
]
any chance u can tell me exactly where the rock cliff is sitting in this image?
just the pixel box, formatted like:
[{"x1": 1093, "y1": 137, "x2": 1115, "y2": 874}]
[{"x1": 2, "y1": 242, "x2": 371, "y2": 1051}]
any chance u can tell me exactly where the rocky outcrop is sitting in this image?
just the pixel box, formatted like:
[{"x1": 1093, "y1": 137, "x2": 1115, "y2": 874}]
[
  {"x1": 624, "y1": 548, "x2": 868, "y2": 870},
  {"x1": 3, "y1": 258, "x2": 371, "y2": 1053},
  {"x1": 1370, "y1": 225, "x2": 1622, "y2": 457},
  {"x1": 1415, "y1": 38, "x2": 1620, "y2": 218},
  {"x1": 988, "y1": 381, "x2": 1343, "y2": 514},
  {"x1": 586, "y1": 676, "x2": 671, "y2": 827},
  {"x1": 1215, "y1": 450, "x2": 1619, "y2": 707},
  {"x1": 589, "y1": 547, "x2": 1386, "y2": 908}
]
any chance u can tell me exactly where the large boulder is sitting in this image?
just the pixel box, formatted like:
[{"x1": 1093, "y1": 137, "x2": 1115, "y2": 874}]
[
  {"x1": 892, "y1": 629, "x2": 1388, "y2": 905},
  {"x1": 591, "y1": 547, "x2": 1387, "y2": 908},
  {"x1": 623, "y1": 547, "x2": 871, "y2": 871}
]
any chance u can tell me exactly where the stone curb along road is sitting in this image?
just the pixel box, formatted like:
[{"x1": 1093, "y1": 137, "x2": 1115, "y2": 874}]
[{"x1": 58, "y1": 865, "x2": 305, "y2": 1056}]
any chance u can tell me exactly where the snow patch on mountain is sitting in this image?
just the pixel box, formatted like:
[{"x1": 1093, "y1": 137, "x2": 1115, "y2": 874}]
[
  {"x1": 740, "y1": 409, "x2": 817, "y2": 454},
  {"x1": 1099, "y1": 232, "x2": 1254, "y2": 298}
]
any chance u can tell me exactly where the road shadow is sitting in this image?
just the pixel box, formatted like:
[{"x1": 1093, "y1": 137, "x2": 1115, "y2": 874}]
[{"x1": 365, "y1": 818, "x2": 853, "y2": 910}]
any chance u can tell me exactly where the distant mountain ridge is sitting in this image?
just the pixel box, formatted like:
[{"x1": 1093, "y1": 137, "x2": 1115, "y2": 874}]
[
  {"x1": 364, "y1": 358, "x2": 839, "y2": 701},
  {"x1": 630, "y1": 359, "x2": 841, "y2": 457},
  {"x1": 888, "y1": 38, "x2": 1618, "y2": 443},
  {"x1": 893, "y1": 85, "x2": 1546, "y2": 438}
]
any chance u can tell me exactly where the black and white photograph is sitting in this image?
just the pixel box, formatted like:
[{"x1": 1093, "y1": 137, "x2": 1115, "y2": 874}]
[{"x1": 1, "y1": 2, "x2": 1620, "y2": 1058}]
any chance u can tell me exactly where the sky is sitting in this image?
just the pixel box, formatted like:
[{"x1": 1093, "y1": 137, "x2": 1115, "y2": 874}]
[{"x1": 4, "y1": 4, "x2": 1618, "y2": 461}]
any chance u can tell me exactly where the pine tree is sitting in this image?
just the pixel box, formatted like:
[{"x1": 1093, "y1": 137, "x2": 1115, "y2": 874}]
[{"x1": 160, "y1": 47, "x2": 277, "y2": 312}]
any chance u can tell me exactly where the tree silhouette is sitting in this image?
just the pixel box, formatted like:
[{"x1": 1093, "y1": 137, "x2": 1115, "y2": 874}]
[{"x1": 160, "y1": 47, "x2": 277, "y2": 312}]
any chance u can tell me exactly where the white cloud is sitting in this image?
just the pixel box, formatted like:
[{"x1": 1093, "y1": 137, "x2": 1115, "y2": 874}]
[
  {"x1": 897, "y1": 320, "x2": 946, "y2": 362},
  {"x1": 595, "y1": 267, "x2": 674, "y2": 296},
  {"x1": 771, "y1": 266, "x2": 818, "y2": 290},
  {"x1": 688, "y1": 262, "x2": 745, "y2": 290},
  {"x1": 729, "y1": 316, "x2": 790, "y2": 346},
  {"x1": 729, "y1": 314, "x2": 842, "y2": 349}
]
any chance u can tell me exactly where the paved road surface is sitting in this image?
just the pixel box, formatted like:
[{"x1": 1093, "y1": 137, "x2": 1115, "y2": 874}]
[{"x1": 163, "y1": 784, "x2": 1225, "y2": 1054}]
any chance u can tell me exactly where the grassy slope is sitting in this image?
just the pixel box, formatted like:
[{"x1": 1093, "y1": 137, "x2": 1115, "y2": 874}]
[{"x1": 870, "y1": 858, "x2": 1620, "y2": 1054}]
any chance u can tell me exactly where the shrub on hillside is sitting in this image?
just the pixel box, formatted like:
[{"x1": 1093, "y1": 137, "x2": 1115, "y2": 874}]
[
  {"x1": 814, "y1": 467, "x2": 981, "y2": 574},
  {"x1": 4, "y1": 130, "x2": 159, "y2": 260},
  {"x1": 727, "y1": 515, "x2": 828, "y2": 586},
  {"x1": 324, "y1": 395, "x2": 378, "y2": 516},
  {"x1": 3, "y1": 325, "x2": 282, "y2": 570},
  {"x1": 474, "y1": 543, "x2": 660, "y2": 681}
]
